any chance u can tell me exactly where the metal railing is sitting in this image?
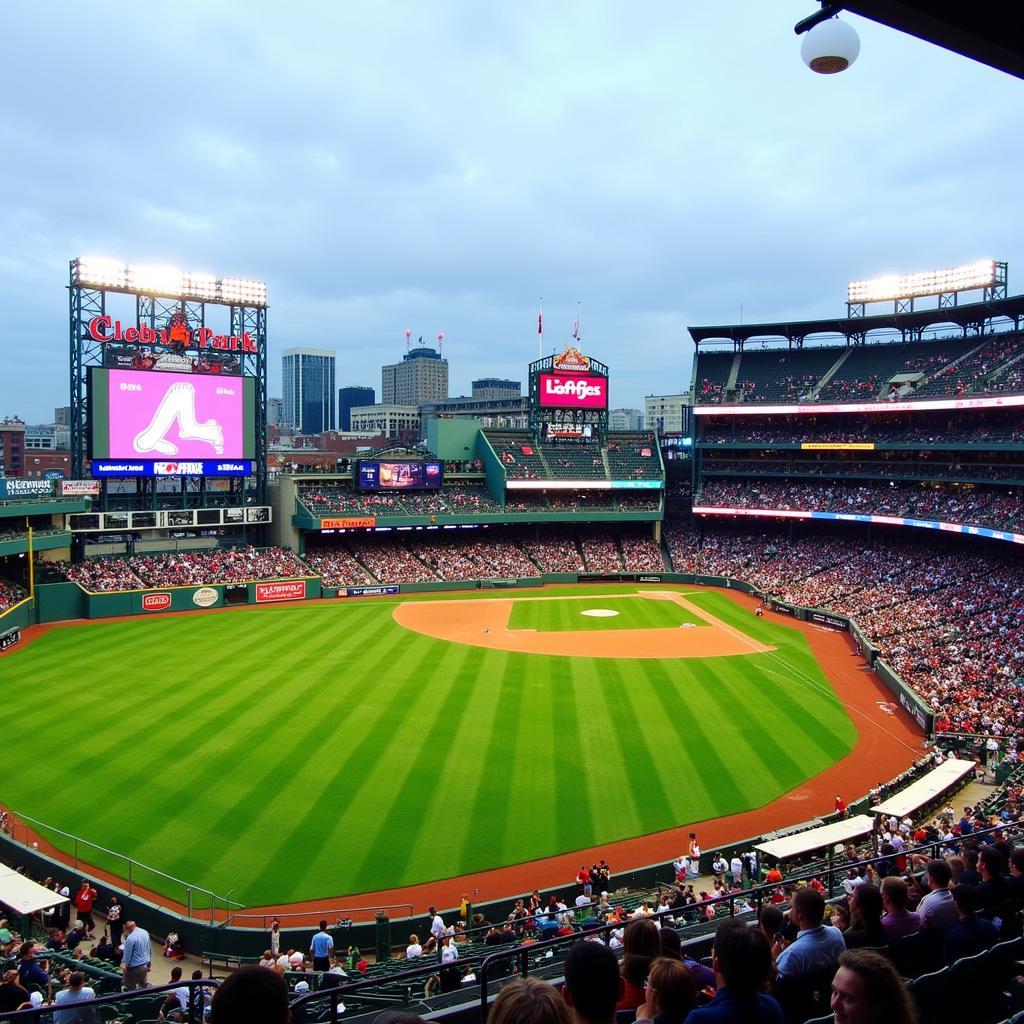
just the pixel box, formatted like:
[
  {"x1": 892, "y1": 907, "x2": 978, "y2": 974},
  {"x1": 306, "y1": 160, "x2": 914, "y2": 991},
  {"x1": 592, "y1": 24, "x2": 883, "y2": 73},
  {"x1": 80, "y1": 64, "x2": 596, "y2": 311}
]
[
  {"x1": 222, "y1": 904, "x2": 414, "y2": 929},
  {"x1": 4, "y1": 810, "x2": 243, "y2": 922}
]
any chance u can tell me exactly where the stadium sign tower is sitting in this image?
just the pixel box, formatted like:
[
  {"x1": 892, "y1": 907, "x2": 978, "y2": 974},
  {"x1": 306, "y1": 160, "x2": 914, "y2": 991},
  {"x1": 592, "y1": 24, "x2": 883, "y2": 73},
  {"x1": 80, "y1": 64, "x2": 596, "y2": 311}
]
[
  {"x1": 67, "y1": 258, "x2": 270, "y2": 544},
  {"x1": 528, "y1": 346, "x2": 610, "y2": 442}
]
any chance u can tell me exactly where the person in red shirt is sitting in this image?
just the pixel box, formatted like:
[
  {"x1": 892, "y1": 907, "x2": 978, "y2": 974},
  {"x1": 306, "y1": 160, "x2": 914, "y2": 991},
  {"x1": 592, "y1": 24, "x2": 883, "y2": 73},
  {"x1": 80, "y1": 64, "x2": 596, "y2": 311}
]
[
  {"x1": 73, "y1": 881, "x2": 98, "y2": 936},
  {"x1": 835, "y1": 795, "x2": 848, "y2": 818},
  {"x1": 576, "y1": 865, "x2": 592, "y2": 897}
]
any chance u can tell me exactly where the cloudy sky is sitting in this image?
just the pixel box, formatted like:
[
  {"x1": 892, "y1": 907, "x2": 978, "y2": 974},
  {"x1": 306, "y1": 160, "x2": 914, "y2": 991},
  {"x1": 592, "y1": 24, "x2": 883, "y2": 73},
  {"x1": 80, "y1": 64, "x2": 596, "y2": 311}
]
[{"x1": 2, "y1": 1, "x2": 1021, "y2": 422}]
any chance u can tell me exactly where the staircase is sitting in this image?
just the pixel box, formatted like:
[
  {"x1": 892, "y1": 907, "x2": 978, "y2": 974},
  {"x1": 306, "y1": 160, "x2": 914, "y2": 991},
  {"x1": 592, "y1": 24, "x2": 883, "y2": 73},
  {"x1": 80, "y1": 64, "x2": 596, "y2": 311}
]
[{"x1": 809, "y1": 348, "x2": 853, "y2": 400}]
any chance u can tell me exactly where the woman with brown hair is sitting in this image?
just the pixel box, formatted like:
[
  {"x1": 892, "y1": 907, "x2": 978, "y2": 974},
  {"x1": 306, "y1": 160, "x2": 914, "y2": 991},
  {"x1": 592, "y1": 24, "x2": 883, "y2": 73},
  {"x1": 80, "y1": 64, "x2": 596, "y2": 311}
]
[
  {"x1": 635, "y1": 957, "x2": 697, "y2": 1024},
  {"x1": 489, "y1": 977, "x2": 571, "y2": 1024},
  {"x1": 617, "y1": 917, "x2": 662, "y2": 1011},
  {"x1": 830, "y1": 948, "x2": 916, "y2": 1024}
]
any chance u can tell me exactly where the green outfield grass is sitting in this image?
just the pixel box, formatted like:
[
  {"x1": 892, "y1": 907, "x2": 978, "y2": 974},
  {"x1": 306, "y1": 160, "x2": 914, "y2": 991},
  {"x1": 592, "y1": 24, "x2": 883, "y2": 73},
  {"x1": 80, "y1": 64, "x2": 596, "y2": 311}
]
[
  {"x1": 0, "y1": 585, "x2": 857, "y2": 906},
  {"x1": 508, "y1": 594, "x2": 706, "y2": 632}
]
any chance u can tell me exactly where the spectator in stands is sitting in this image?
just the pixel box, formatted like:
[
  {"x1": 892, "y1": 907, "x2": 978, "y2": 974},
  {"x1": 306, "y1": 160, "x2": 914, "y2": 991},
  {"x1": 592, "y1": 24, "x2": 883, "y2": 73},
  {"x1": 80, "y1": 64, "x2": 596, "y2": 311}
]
[
  {"x1": 158, "y1": 966, "x2": 187, "y2": 1020},
  {"x1": 209, "y1": 965, "x2": 289, "y2": 1024},
  {"x1": 687, "y1": 918, "x2": 783, "y2": 1024},
  {"x1": 0, "y1": 970, "x2": 30, "y2": 1014},
  {"x1": 489, "y1": 977, "x2": 570, "y2": 1024},
  {"x1": 829, "y1": 949, "x2": 915, "y2": 1024},
  {"x1": 658, "y1": 925, "x2": 716, "y2": 991},
  {"x1": 562, "y1": 941, "x2": 623, "y2": 1024},
  {"x1": 17, "y1": 943, "x2": 50, "y2": 994},
  {"x1": 405, "y1": 934, "x2": 422, "y2": 959},
  {"x1": 880, "y1": 877, "x2": 922, "y2": 943},
  {"x1": 73, "y1": 881, "x2": 98, "y2": 936},
  {"x1": 617, "y1": 918, "x2": 661, "y2": 1011},
  {"x1": 975, "y1": 845, "x2": 1010, "y2": 915},
  {"x1": 917, "y1": 860, "x2": 958, "y2": 932},
  {"x1": 52, "y1": 971, "x2": 96, "y2": 1024},
  {"x1": 843, "y1": 884, "x2": 887, "y2": 949},
  {"x1": 120, "y1": 921, "x2": 151, "y2": 990},
  {"x1": 634, "y1": 957, "x2": 697, "y2": 1024},
  {"x1": 943, "y1": 884, "x2": 998, "y2": 965},
  {"x1": 775, "y1": 888, "x2": 845, "y2": 979}
]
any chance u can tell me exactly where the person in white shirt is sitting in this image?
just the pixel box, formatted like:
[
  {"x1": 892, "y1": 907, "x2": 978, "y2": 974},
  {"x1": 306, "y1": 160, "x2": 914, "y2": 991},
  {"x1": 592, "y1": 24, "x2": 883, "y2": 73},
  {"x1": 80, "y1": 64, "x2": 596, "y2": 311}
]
[
  {"x1": 440, "y1": 937, "x2": 458, "y2": 964},
  {"x1": 729, "y1": 855, "x2": 744, "y2": 885},
  {"x1": 405, "y1": 934, "x2": 422, "y2": 959},
  {"x1": 918, "y1": 859, "x2": 958, "y2": 931},
  {"x1": 288, "y1": 950, "x2": 304, "y2": 970},
  {"x1": 574, "y1": 893, "x2": 591, "y2": 909},
  {"x1": 428, "y1": 907, "x2": 446, "y2": 943}
]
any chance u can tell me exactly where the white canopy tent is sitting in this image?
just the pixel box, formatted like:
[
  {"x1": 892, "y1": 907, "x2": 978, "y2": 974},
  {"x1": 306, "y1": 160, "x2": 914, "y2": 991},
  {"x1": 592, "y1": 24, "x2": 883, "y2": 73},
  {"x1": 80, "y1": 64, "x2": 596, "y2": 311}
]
[
  {"x1": 0, "y1": 865, "x2": 70, "y2": 916},
  {"x1": 872, "y1": 758, "x2": 976, "y2": 820},
  {"x1": 754, "y1": 815, "x2": 876, "y2": 862}
]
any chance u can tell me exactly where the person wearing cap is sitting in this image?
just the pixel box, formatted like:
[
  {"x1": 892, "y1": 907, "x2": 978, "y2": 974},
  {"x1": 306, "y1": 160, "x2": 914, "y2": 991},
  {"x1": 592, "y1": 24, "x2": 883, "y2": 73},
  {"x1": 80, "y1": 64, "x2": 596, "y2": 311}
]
[{"x1": 73, "y1": 882, "x2": 98, "y2": 937}]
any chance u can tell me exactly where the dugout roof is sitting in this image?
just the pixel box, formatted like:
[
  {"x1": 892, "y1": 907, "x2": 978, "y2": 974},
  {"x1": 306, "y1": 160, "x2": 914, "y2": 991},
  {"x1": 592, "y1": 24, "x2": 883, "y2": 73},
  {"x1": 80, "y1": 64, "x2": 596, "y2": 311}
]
[
  {"x1": 0, "y1": 866, "x2": 70, "y2": 916},
  {"x1": 689, "y1": 294, "x2": 1024, "y2": 350},
  {"x1": 871, "y1": 758, "x2": 976, "y2": 819},
  {"x1": 754, "y1": 815, "x2": 875, "y2": 862}
]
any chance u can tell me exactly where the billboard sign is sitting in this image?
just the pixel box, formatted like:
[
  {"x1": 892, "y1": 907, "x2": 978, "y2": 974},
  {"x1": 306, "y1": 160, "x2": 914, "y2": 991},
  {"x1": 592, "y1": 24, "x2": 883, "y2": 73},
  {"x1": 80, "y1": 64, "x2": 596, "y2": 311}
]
[
  {"x1": 321, "y1": 517, "x2": 376, "y2": 529},
  {"x1": 346, "y1": 584, "x2": 400, "y2": 597},
  {"x1": 87, "y1": 315, "x2": 258, "y2": 354},
  {"x1": 552, "y1": 346, "x2": 591, "y2": 372},
  {"x1": 254, "y1": 580, "x2": 306, "y2": 603},
  {"x1": 59, "y1": 480, "x2": 101, "y2": 497},
  {"x1": 357, "y1": 461, "x2": 443, "y2": 491},
  {"x1": 0, "y1": 479, "x2": 56, "y2": 500},
  {"x1": 141, "y1": 593, "x2": 172, "y2": 611},
  {"x1": 192, "y1": 587, "x2": 220, "y2": 608},
  {"x1": 0, "y1": 628, "x2": 21, "y2": 652},
  {"x1": 538, "y1": 373, "x2": 608, "y2": 409}
]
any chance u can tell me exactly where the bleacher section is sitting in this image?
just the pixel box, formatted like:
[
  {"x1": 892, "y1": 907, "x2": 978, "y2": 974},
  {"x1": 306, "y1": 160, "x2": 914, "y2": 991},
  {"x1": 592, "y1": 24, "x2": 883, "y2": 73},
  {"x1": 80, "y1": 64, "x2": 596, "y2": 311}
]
[
  {"x1": 816, "y1": 339, "x2": 972, "y2": 402},
  {"x1": 486, "y1": 433, "x2": 549, "y2": 480},
  {"x1": 694, "y1": 332, "x2": 1024, "y2": 407},
  {"x1": 912, "y1": 331, "x2": 1024, "y2": 398},
  {"x1": 297, "y1": 483, "x2": 501, "y2": 517},
  {"x1": 734, "y1": 347, "x2": 842, "y2": 404},
  {"x1": 605, "y1": 432, "x2": 660, "y2": 480}
]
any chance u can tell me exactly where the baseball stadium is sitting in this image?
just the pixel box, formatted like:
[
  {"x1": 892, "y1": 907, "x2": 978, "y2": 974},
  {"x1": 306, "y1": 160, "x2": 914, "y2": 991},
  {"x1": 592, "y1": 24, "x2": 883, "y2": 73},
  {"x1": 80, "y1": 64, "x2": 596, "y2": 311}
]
[{"x1": 3, "y1": 247, "x2": 1024, "y2": 1024}]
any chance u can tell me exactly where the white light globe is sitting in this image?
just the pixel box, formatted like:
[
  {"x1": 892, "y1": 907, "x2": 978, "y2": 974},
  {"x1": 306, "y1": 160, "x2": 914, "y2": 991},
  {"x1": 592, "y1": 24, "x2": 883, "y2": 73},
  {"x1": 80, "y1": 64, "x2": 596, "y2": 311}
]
[{"x1": 801, "y1": 17, "x2": 860, "y2": 74}]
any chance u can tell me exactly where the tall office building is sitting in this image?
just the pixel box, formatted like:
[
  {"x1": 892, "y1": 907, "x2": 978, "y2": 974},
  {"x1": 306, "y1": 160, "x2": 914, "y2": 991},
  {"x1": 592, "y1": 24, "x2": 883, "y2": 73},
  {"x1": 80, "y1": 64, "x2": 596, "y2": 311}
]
[
  {"x1": 282, "y1": 349, "x2": 336, "y2": 434},
  {"x1": 382, "y1": 347, "x2": 448, "y2": 406},
  {"x1": 338, "y1": 386, "x2": 375, "y2": 431}
]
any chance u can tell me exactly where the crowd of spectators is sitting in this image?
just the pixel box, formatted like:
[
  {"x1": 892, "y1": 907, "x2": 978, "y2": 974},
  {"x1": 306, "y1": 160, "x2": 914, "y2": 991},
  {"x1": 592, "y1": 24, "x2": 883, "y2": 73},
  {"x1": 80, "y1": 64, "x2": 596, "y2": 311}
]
[
  {"x1": 700, "y1": 457, "x2": 1024, "y2": 484},
  {"x1": 408, "y1": 533, "x2": 538, "y2": 581},
  {"x1": 302, "y1": 548, "x2": 378, "y2": 588},
  {"x1": 521, "y1": 532, "x2": 586, "y2": 573},
  {"x1": 0, "y1": 579, "x2": 27, "y2": 613},
  {"x1": 696, "y1": 478, "x2": 1024, "y2": 534},
  {"x1": 619, "y1": 533, "x2": 664, "y2": 571},
  {"x1": 579, "y1": 534, "x2": 625, "y2": 573},
  {"x1": 58, "y1": 547, "x2": 311, "y2": 592},
  {"x1": 699, "y1": 408, "x2": 1024, "y2": 447},
  {"x1": 297, "y1": 484, "x2": 501, "y2": 517},
  {"x1": 667, "y1": 520, "x2": 1024, "y2": 736},
  {"x1": 344, "y1": 537, "x2": 438, "y2": 584},
  {"x1": 913, "y1": 331, "x2": 1024, "y2": 398}
]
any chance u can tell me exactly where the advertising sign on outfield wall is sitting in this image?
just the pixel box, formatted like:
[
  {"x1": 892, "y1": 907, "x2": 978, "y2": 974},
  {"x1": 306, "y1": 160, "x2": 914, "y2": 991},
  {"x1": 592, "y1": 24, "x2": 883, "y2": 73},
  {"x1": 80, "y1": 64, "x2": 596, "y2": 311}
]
[
  {"x1": 810, "y1": 611, "x2": 849, "y2": 630},
  {"x1": 254, "y1": 581, "x2": 306, "y2": 604},
  {"x1": 0, "y1": 628, "x2": 21, "y2": 652},
  {"x1": 346, "y1": 585, "x2": 400, "y2": 597},
  {"x1": 321, "y1": 517, "x2": 376, "y2": 529},
  {"x1": 141, "y1": 593, "x2": 172, "y2": 611},
  {"x1": 60, "y1": 480, "x2": 101, "y2": 497},
  {"x1": 0, "y1": 479, "x2": 55, "y2": 500},
  {"x1": 192, "y1": 587, "x2": 220, "y2": 608}
]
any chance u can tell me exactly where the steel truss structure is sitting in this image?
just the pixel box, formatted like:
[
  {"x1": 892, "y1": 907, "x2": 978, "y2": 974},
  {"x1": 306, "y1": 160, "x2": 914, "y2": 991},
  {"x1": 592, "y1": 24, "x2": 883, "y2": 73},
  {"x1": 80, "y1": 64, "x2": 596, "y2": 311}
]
[{"x1": 68, "y1": 258, "x2": 268, "y2": 510}]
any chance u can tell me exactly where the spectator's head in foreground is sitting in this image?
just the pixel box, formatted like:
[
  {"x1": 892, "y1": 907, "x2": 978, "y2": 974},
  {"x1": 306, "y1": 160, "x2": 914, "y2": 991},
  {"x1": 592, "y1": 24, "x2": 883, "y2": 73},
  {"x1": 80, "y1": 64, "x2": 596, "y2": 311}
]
[
  {"x1": 489, "y1": 978, "x2": 570, "y2": 1024},
  {"x1": 711, "y1": 918, "x2": 774, "y2": 996},
  {"x1": 562, "y1": 941, "x2": 622, "y2": 1024},
  {"x1": 830, "y1": 948, "x2": 916, "y2": 1024},
  {"x1": 210, "y1": 966, "x2": 290, "y2": 1024}
]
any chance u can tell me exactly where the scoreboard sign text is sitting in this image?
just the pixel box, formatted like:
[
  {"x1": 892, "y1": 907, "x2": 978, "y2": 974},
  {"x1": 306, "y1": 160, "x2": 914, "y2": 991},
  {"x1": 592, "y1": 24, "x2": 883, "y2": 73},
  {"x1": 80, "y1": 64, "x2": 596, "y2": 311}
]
[
  {"x1": 255, "y1": 581, "x2": 306, "y2": 604},
  {"x1": 538, "y1": 373, "x2": 607, "y2": 409}
]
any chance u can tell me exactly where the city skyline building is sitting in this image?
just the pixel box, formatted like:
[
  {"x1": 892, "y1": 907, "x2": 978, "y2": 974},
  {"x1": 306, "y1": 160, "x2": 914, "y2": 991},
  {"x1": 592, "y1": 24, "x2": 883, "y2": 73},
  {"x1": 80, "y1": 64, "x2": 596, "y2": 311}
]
[
  {"x1": 339, "y1": 385, "x2": 375, "y2": 431},
  {"x1": 382, "y1": 346, "x2": 448, "y2": 406},
  {"x1": 282, "y1": 348, "x2": 336, "y2": 435}
]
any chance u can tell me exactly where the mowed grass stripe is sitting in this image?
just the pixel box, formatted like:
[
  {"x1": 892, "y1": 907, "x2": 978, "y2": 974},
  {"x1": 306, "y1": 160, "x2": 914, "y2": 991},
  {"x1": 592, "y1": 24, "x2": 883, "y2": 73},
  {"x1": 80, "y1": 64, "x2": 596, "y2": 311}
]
[
  {"x1": 550, "y1": 658, "x2": 599, "y2": 855},
  {"x1": 457, "y1": 652, "x2": 526, "y2": 874},
  {"x1": 344, "y1": 641, "x2": 483, "y2": 892}
]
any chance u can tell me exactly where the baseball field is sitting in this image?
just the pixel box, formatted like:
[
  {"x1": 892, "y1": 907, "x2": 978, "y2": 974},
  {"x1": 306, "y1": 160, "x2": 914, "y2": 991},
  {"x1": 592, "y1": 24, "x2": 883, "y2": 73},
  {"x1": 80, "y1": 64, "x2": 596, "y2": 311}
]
[{"x1": 0, "y1": 584, "x2": 861, "y2": 910}]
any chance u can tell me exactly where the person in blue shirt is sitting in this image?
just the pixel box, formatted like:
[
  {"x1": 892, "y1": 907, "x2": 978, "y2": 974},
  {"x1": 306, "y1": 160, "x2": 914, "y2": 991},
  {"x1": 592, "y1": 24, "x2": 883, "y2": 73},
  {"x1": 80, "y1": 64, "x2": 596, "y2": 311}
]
[
  {"x1": 53, "y1": 972, "x2": 96, "y2": 1024},
  {"x1": 774, "y1": 888, "x2": 845, "y2": 979},
  {"x1": 943, "y1": 884, "x2": 998, "y2": 965},
  {"x1": 309, "y1": 921, "x2": 334, "y2": 972},
  {"x1": 687, "y1": 918, "x2": 783, "y2": 1024},
  {"x1": 16, "y1": 944, "x2": 50, "y2": 993}
]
